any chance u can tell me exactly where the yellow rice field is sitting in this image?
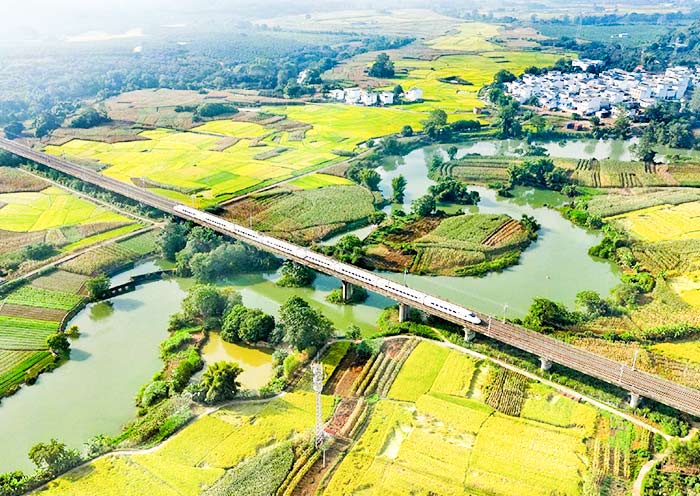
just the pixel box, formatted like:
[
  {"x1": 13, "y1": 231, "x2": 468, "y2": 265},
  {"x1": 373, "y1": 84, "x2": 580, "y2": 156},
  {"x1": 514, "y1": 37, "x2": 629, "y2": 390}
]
[{"x1": 607, "y1": 202, "x2": 700, "y2": 242}]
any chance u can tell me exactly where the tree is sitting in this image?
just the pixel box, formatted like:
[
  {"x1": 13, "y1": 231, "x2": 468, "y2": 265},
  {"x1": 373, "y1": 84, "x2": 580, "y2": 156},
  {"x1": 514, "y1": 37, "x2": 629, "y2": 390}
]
[
  {"x1": 279, "y1": 296, "x2": 334, "y2": 351},
  {"x1": 28, "y1": 439, "x2": 81, "y2": 477},
  {"x1": 0, "y1": 471, "x2": 29, "y2": 495},
  {"x1": 355, "y1": 340, "x2": 373, "y2": 360},
  {"x1": 393, "y1": 84, "x2": 404, "y2": 101},
  {"x1": 3, "y1": 121, "x2": 24, "y2": 139},
  {"x1": 495, "y1": 101, "x2": 522, "y2": 139},
  {"x1": 277, "y1": 260, "x2": 316, "y2": 287},
  {"x1": 182, "y1": 285, "x2": 241, "y2": 327},
  {"x1": 221, "y1": 304, "x2": 248, "y2": 342},
  {"x1": 493, "y1": 69, "x2": 517, "y2": 84},
  {"x1": 447, "y1": 145, "x2": 458, "y2": 161},
  {"x1": 412, "y1": 194, "x2": 436, "y2": 216},
  {"x1": 33, "y1": 112, "x2": 60, "y2": 138},
  {"x1": 238, "y1": 309, "x2": 275, "y2": 343},
  {"x1": 359, "y1": 168, "x2": 381, "y2": 191},
  {"x1": 346, "y1": 324, "x2": 362, "y2": 340},
  {"x1": 401, "y1": 125, "x2": 413, "y2": 137},
  {"x1": 612, "y1": 115, "x2": 631, "y2": 139},
  {"x1": 522, "y1": 298, "x2": 575, "y2": 332},
  {"x1": 529, "y1": 114, "x2": 547, "y2": 134},
  {"x1": 85, "y1": 274, "x2": 110, "y2": 301},
  {"x1": 428, "y1": 177, "x2": 480, "y2": 204},
  {"x1": 575, "y1": 290, "x2": 610, "y2": 319},
  {"x1": 671, "y1": 433, "x2": 700, "y2": 467},
  {"x1": 196, "y1": 361, "x2": 243, "y2": 404},
  {"x1": 158, "y1": 220, "x2": 190, "y2": 261},
  {"x1": 368, "y1": 53, "x2": 395, "y2": 78},
  {"x1": 333, "y1": 234, "x2": 366, "y2": 264},
  {"x1": 391, "y1": 175, "x2": 407, "y2": 204},
  {"x1": 47, "y1": 333, "x2": 70, "y2": 358},
  {"x1": 422, "y1": 109, "x2": 449, "y2": 139}
]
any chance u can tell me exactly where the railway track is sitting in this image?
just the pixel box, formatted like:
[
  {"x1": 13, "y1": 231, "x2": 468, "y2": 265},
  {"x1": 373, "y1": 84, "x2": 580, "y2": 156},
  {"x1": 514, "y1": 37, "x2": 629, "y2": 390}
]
[{"x1": 2, "y1": 137, "x2": 699, "y2": 417}]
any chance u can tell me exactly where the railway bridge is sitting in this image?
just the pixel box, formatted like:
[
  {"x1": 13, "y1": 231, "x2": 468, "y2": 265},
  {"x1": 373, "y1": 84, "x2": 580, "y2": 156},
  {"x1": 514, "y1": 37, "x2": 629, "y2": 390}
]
[{"x1": 1, "y1": 137, "x2": 699, "y2": 417}]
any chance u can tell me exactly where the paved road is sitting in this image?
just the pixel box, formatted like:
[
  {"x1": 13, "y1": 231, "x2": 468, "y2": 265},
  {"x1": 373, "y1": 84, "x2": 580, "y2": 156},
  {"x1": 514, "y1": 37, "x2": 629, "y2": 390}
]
[{"x1": 2, "y1": 136, "x2": 700, "y2": 417}]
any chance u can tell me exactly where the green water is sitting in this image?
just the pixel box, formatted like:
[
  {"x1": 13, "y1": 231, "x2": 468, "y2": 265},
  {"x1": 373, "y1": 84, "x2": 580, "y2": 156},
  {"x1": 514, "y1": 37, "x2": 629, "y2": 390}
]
[
  {"x1": 0, "y1": 261, "x2": 188, "y2": 473},
  {"x1": 376, "y1": 144, "x2": 620, "y2": 317},
  {"x1": 200, "y1": 334, "x2": 274, "y2": 390}
]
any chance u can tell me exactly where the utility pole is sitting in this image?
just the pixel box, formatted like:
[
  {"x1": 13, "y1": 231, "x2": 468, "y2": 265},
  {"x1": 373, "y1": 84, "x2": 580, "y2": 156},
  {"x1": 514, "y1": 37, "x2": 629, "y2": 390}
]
[
  {"x1": 632, "y1": 348, "x2": 639, "y2": 371},
  {"x1": 502, "y1": 303, "x2": 508, "y2": 323},
  {"x1": 312, "y1": 362, "x2": 327, "y2": 466}
]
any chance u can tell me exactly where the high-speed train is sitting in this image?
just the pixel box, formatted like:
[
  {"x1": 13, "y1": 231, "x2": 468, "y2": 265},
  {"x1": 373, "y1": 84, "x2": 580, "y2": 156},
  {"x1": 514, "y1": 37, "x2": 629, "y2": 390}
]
[{"x1": 174, "y1": 204, "x2": 482, "y2": 325}]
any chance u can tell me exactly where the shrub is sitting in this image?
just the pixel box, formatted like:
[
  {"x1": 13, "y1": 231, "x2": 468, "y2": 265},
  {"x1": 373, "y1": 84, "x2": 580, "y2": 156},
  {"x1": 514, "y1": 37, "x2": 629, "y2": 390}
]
[
  {"x1": 141, "y1": 380, "x2": 170, "y2": 407},
  {"x1": 160, "y1": 330, "x2": 193, "y2": 357}
]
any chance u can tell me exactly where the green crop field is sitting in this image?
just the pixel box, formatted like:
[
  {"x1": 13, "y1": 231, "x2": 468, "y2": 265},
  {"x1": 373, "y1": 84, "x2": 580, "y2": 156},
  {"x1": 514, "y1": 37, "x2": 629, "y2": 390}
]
[
  {"x1": 287, "y1": 173, "x2": 353, "y2": 190},
  {"x1": 228, "y1": 184, "x2": 380, "y2": 243},
  {"x1": 0, "y1": 351, "x2": 53, "y2": 395},
  {"x1": 4, "y1": 286, "x2": 83, "y2": 311},
  {"x1": 30, "y1": 270, "x2": 89, "y2": 294},
  {"x1": 0, "y1": 316, "x2": 59, "y2": 350}
]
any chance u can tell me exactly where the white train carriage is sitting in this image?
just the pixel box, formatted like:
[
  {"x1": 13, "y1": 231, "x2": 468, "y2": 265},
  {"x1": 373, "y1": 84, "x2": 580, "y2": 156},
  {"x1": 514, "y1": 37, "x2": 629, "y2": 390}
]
[
  {"x1": 379, "y1": 280, "x2": 424, "y2": 303},
  {"x1": 337, "y1": 264, "x2": 380, "y2": 286},
  {"x1": 260, "y1": 235, "x2": 307, "y2": 259},
  {"x1": 423, "y1": 296, "x2": 481, "y2": 325},
  {"x1": 304, "y1": 252, "x2": 335, "y2": 270}
]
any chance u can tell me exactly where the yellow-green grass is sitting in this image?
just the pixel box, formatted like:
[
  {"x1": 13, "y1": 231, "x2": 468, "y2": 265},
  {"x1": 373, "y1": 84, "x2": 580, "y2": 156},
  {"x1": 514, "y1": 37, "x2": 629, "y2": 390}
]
[
  {"x1": 426, "y1": 22, "x2": 503, "y2": 51},
  {"x1": 389, "y1": 51, "x2": 565, "y2": 114},
  {"x1": 466, "y1": 414, "x2": 588, "y2": 496},
  {"x1": 192, "y1": 120, "x2": 269, "y2": 138},
  {"x1": 262, "y1": 104, "x2": 426, "y2": 150},
  {"x1": 388, "y1": 341, "x2": 450, "y2": 402},
  {"x1": 324, "y1": 391, "x2": 593, "y2": 496},
  {"x1": 288, "y1": 173, "x2": 353, "y2": 190},
  {"x1": 429, "y1": 351, "x2": 478, "y2": 397},
  {"x1": 60, "y1": 224, "x2": 143, "y2": 253},
  {"x1": 521, "y1": 382, "x2": 599, "y2": 431},
  {"x1": 0, "y1": 186, "x2": 131, "y2": 232},
  {"x1": 43, "y1": 456, "x2": 192, "y2": 496},
  {"x1": 43, "y1": 392, "x2": 333, "y2": 495},
  {"x1": 45, "y1": 124, "x2": 344, "y2": 205},
  {"x1": 155, "y1": 391, "x2": 333, "y2": 468},
  {"x1": 651, "y1": 340, "x2": 700, "y2": 365},
  {"x1": 606, "y1": 202, "x2": 700, "y2": 242}
]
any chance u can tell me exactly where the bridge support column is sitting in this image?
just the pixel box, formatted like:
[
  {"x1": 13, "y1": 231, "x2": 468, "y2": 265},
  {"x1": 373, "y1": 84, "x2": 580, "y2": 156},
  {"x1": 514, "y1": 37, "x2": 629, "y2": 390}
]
[
  {"x1": 629, "y1": 392, "x2": 642, "y2": 409},
  {"x1": 398, "y1": 303, "x2": 409, "y2": 323},
  {"x1": 464, "y1": 327, "x2": 476, "y2": 342},
  {"x1": 341, "y1": 280, "x2": 353, "y2": 302},
  {"x1": 539, "y1": 358, "x2": 553, "y2": 371}
]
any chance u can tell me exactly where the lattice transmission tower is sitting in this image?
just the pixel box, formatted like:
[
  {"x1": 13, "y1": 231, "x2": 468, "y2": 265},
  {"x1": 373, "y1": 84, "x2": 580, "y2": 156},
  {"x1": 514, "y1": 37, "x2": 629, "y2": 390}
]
[{"x1": 311, "y1": 361, "x2": 326, "y2": 450}]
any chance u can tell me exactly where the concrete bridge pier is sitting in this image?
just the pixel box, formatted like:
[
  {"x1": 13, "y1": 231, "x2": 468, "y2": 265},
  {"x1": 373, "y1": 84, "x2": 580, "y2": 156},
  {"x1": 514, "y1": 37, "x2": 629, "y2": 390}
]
[
  {"x1": 398, "y1": 303, "x2": 409, "y2": 323},
  {"x1": 629, "y1": 392, "x2": 642, "y2": 409},
  {"x1": 539, "y1": 358, "x2": 553, "y2": 371},
  {"x1": 341, "y1": 280, "x2": 353, "y2": 302},
  {"x1": 464, "y1": 327, "x2": 476, "y2": 342}
]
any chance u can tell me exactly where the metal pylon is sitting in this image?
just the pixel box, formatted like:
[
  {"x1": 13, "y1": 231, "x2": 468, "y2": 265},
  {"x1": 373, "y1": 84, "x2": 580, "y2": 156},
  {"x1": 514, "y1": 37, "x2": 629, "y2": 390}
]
[{"x1": 311, "y1": 362, "x2": 325, "y2": 449}]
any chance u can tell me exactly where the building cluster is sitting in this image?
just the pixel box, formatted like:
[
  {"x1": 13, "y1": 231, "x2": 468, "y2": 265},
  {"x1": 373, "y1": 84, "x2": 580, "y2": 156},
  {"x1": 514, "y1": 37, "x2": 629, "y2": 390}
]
[
  {"x1": 505, "y1": 61, "x2": 699, "y2": 117},
  {"x1": 326, "y1": 87, "x2": 423, "y2": 106}
]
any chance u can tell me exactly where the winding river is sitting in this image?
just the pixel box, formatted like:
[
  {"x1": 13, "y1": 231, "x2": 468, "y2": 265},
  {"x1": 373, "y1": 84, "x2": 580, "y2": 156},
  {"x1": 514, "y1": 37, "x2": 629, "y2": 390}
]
[{"x1": 0, "y1": 140, "x2": 623, "y2": 472}]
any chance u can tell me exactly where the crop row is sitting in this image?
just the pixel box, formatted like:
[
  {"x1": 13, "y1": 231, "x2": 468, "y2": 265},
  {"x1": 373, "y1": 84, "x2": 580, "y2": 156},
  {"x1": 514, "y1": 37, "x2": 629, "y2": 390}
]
[
  {"x1": 376, "y1": 339, "x2": 418, "y2": 397},
  {"x1": 0, "y1": 316, "x2": 59, "y2": 350},
  {"x1": 485, "y1": 368, "x2": 530, "y2": 417},
  {"x1": 4, "y1": 285, "x2": 83, "y2": 311},
  {"x1": 0, "y1": 351, "x2": 53, "y2": 395},
  {"x1": 0, "y1": 350, "x2": 38, "y2": 375},
  {"x1": 117, "y1": 231, "x2": 159, "y2": 257},
  {"x1": 349, "y1": 352, "x2": 380, "y2": 396},
  {"x1": 280, "y1": 447, "x2": 322, "y2": 496},
  {"x1": 276, "y1": 443, "x2": 315, "y2": 496},
  {"x1": 353, "y1": 352, "x2": 386, "y2": 397},
  {"x1": 61, "y1": 243, "x2": 140, "y2": 276}
]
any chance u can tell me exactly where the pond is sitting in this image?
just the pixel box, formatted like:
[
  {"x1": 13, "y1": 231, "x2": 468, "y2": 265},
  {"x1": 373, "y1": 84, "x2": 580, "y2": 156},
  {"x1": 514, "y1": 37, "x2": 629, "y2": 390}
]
[
  {"x1": 376, "y1": 144, "x2": 620, "y2": 318},
  {"x1": 0, "y1": 261, "x2": 189, "y2": 473},
  {"x1": 200, "y1": 334, "x2": 274, "y2": 390}
]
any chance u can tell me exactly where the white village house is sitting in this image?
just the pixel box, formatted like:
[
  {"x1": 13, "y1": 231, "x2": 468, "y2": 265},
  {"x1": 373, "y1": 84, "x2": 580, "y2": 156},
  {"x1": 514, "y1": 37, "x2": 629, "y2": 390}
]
[{"x1": 325, "y1": 86, "x2": 421, "y2": 107}]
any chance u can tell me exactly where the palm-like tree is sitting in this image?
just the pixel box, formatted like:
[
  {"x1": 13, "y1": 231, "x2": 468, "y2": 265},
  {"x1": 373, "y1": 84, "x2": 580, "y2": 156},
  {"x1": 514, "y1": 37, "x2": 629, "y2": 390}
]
[{"x1": 200, "y1": 361, "x2": 242, "y2": 404}]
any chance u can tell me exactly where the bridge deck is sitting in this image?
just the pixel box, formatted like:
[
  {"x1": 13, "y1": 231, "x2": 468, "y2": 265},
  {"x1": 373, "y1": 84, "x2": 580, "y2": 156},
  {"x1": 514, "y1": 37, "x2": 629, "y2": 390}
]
[{"x1": 2, "y1": 137, "x2": 699, "y2": 417}]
